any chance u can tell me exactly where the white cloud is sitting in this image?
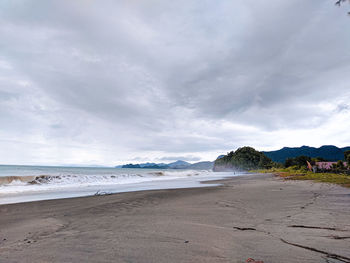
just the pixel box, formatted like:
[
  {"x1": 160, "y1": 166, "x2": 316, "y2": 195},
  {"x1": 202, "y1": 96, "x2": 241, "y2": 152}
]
[{"x1": 0, "y1": 0, "x2": 349, "y2": 166}]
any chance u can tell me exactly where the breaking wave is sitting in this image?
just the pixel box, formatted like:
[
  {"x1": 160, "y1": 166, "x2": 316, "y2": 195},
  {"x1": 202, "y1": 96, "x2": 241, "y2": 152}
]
[
  {"x1": 0, "y1": 170, "x2": 207, "y2": 187},
  {"x1": 0, "y1": 166, "x2": 237, "y2": 204},
  {"x1": 0, "y1": 176, "x2": 37, "y2": 186}
]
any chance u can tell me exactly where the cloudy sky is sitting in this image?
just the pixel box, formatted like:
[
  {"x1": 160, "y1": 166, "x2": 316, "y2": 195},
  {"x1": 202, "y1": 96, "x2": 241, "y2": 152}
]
[{"x1": 0, "y1": 0, "x2": 349, "y2": 166}]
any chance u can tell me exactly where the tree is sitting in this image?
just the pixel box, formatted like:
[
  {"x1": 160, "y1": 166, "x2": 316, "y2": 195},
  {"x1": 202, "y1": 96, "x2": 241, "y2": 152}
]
[
  {"x1": 332, "y1": 160, "x2": 346, "y2": 173},
  {"x1": 285, "y1": 158, "x2": 295, "y2": 168},
  {"x1": 213, "y1": 146, "x2": 273, "y2": 171},
  {"x1": 284, "y1": 156, "x2": 311, "y2": 168},
  {"x1": 231, "y1": 147, "x2": 263, "y2": 170},
  {"x1": 259, "y1": 154, "x2": 274, "y2": 169},
  {"x1": 313, "y1": 157, "x2": 327, "y2": 162},
  {"x1": 337, "y1": 160, "x2": 345, "y2": 169},
  {"x1": 344, "y1": 150, "x2": 350, "y2": 166}
]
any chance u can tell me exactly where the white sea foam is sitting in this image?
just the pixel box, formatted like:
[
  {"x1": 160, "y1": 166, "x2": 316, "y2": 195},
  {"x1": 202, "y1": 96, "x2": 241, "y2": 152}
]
[
  {"x1": 0, "y1": 170, "x2": 208, "y2": 191},
  {"x1": 0, "y1": 166, "x2": 240, "y2": 204}
]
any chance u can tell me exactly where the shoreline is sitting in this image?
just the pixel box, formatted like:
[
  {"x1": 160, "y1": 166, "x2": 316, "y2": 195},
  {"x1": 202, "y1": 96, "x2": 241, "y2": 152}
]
[
  {"x1": 0, "y1": 171, "x2": 237, "y2": 205},
  {"x1": 1, "y1": 173, "x2": 350, "y2": 262},
  {"x1": 0, "y1": 174, "x2": 231, "y2": 207}
]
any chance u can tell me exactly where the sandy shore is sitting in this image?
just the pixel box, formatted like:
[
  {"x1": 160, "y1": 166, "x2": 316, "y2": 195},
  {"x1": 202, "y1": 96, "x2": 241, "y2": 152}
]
[{"x1": 0, "y1": 173, "x2": 350, "y2": 263}]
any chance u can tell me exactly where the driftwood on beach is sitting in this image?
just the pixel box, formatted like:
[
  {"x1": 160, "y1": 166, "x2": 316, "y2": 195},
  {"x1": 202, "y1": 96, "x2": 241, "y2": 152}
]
[{"x1": 94, "y1": 190, "x2": 113, "y2": 196}]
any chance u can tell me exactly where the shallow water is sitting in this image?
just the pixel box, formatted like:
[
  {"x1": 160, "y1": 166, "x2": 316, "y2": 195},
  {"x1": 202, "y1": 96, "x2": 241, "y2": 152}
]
[{"x1": 0, "y1": 165, "x2": 239, "y2": 204}]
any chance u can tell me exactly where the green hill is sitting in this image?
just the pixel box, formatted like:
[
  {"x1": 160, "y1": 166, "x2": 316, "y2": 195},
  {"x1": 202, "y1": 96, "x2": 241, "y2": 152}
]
[
  {"x1": 263, "y1": 145, "x2": 350, "y2": 163},
  {"x1": 214, "y1": 147, "x2": 273, "y2": 171}
]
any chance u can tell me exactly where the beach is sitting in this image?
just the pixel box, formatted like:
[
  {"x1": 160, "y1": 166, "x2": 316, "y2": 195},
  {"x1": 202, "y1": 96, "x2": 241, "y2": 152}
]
[{"x1": 1, "y1": 173, "x2": 350, "y2": 263}]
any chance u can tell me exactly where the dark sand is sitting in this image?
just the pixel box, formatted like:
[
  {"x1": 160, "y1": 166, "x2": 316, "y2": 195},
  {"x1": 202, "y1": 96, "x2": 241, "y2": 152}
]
[{"x1": 1, "y1": 174, "x2": 350, "y2": 263}]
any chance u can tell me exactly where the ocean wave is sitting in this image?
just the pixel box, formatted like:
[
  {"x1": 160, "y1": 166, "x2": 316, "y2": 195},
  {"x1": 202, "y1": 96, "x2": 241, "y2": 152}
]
[
  {"x1": 0, "y1": 170, "x2": 208, "y2": 187},
  {"x1": 0, "y1": 174, "x2": 133, "y2": 186},
  {"x1": 0, "y1": 175, "x2": 36, "y2": 186}
]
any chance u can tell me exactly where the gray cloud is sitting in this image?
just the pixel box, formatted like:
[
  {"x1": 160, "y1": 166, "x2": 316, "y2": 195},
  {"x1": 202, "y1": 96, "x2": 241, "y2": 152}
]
[
  {"x1": 336, "y1": 103, "x2": 350, "y2": 113},
  {"x1": 0, "y1": 0, "x2": 350, "y2": 165}
]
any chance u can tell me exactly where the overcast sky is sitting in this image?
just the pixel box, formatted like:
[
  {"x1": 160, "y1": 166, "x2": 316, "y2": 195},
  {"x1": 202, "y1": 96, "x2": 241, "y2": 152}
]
[{"x1": 0, "y1": 0, "x2": 350, "y2": 166}]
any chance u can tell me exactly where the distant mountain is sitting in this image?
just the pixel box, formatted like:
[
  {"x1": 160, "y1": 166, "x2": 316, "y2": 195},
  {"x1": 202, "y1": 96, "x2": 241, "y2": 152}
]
[
  {"x1": 263, "y1": 145, "x2": 350, "y2": 163},
  {"x1": 118, "y1": 160, "x2": 213, "y2": 170},
  {"x1": 167, "y1": 160, "x2": 190, "y2": 169},
  {"x1": 139, "y1": 162, "x2": 158, "y2": 167},
  {"x1": 138, "y1": 162, "x2": 168, "y2": 168},
  {"x1": 189, "y1": 161, "x2": 213, "y2": 170}
]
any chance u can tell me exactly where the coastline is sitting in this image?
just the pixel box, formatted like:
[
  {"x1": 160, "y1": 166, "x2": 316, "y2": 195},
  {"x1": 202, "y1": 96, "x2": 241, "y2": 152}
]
[
  {"x1": 1, "y1": 173, "x2": 350, "y2": 262},
  {"x1": 0, "y1": 168, "x2": 234, "y2": 205}
]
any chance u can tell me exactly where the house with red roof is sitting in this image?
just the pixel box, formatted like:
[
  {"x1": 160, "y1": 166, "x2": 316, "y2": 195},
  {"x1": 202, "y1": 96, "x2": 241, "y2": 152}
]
[{"x1": 316, "y1": 162, "x2": 348, "y2": 170}]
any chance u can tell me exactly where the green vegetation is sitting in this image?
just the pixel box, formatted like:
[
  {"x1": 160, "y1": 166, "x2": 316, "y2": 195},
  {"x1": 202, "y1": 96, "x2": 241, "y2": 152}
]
[
  {"x1": 282, "y1": 153, "x2": 349, "y2": 174},
  {"x1": 214, "y1": 146, "x2": 274, "y2": 171},
  {"x1": 216, "y1": 145, "x2": 350, "y2": 188},
  {"x1": 285, "y1": 156, "x2": 311, "y2": 168},
  {"x1": 290, "y1": 172, "x2": 350, "y2": 188},
  {"x1": 345, "y1": 150, "x2": 350, "y2": 164},
  {"x1": 217, "y1": 145, "x2": 350, "y2": 187},
  {"x1": 252, "y1": 166, "x2": 350, "y2": 188}
]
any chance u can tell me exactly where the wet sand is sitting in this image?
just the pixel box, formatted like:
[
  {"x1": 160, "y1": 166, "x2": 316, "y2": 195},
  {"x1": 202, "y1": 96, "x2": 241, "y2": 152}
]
[{"x1": 0, "y1": 173, "x2": 350, "y2": 263}]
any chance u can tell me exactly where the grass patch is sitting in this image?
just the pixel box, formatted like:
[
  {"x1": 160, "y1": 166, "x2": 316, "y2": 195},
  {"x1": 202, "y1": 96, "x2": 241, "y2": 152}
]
[
  {"x1": 250, "y1": 168, "x2": 350, "y2": 188},
  {"x1": 289, "y1": 172, "x2": 350, "y2": 188}
]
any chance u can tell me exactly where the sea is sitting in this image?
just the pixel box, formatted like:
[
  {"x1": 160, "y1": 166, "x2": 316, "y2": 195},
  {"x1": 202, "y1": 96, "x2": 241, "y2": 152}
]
[{"x1": 0, "y1": 165, "x2": 240, "y2": 205}]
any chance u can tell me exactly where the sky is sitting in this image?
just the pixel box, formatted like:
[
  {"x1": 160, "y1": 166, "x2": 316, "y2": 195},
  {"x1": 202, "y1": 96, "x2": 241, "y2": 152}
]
[{"x1": 0, "y1": 0, "x2": 350, "y2": 166}]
